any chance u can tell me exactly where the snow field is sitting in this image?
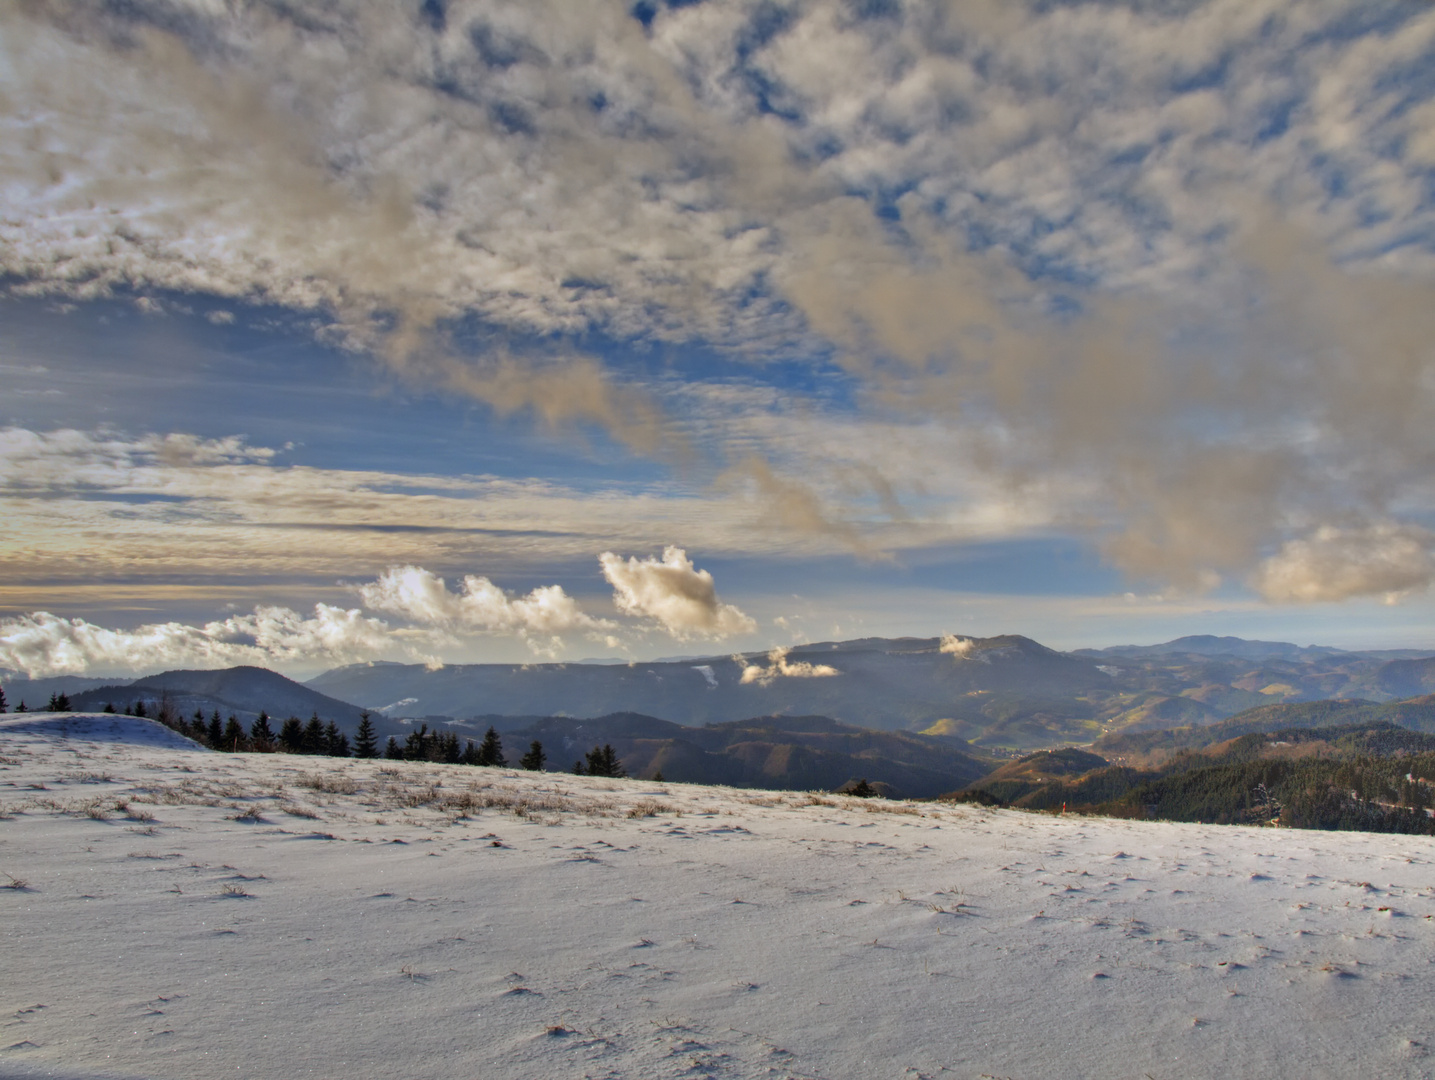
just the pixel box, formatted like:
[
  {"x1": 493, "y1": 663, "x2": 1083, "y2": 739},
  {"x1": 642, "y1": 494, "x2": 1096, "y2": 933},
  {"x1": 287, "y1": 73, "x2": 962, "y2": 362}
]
[{"x1": 2, "y1": 714, "x2": 1435, "y2": 1079}]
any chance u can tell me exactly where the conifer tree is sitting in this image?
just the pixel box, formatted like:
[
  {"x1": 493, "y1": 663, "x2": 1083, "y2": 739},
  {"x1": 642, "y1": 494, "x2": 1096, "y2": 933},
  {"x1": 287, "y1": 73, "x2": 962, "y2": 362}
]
[
  {"x1": 519, "y1": 740, "x2": 546, "y2": 771},
  {"x1": 477, "y1": 727, "x2": 506, "y2": 767},
  {"x1": 56, "y1": 692, "x2": 71, "y2": 711},
  {"x1": 383, "y1": 736, "x2": 403, "y2": 760},
  {"x1": 133, "y1": 699, "x2": 148, "y2": 719},
  {"x1": 459, "y1": 739, "x2": 481, "y2": 766},
  {"x1": 222, "y1": 716, "x2": 246, "y2": 751},
  {"x1": 279, "y1": 716, "x2": 305, "y2": 753},
  {"x1": 325, "y1": 720, "x2": 349, "y2": 757},
  {"x1": 47, "y1": 692, "x2": 59, "y2": 711},
  {"x1": 0, "y1": 684, "x2": 7, "y2": 713},
  {"x1": 302, "y1": 713, "x2": 326, "y2": 755},
  {"x1": 15, "y1": 700, "x2": 27, "y2": 713},
  {"x1": 250, "y1": 711, "x2": 275, "y2": 751},
  {"x1": 207, "y1": 711, "x2": 223, "y2": 747},
  {"x1": 353, "y1": 711, "x2": 379, "y2": 759},
  {"x1": 435, "y1": 730, "x2": 461, "y2": 764},
  {"x1": 403, "y1": 724, "x2": 431, "y2": 761},
  {"x1": 584, "y1": 744, "x2": 625, "y2": 778},
  {"x1": 103, "y1": 701, "x2": 117, "y2": 714}
]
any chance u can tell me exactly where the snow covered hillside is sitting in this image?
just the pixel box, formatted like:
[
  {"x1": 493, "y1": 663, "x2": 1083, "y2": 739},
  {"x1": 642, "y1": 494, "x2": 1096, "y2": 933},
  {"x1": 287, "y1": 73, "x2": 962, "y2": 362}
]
[{"x1": 3, "y1": 714, "x2": 1434, "y2": 1079}]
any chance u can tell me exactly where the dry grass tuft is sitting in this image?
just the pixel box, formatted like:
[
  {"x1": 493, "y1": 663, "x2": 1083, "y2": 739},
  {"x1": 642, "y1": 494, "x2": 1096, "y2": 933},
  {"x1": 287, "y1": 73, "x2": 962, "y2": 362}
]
[
  {"x1": 627, "y1": 799, "x2": 674, "y2": 818},
  {"x1": 298, "y1": 772, "x2": 359, "y2": 795}
]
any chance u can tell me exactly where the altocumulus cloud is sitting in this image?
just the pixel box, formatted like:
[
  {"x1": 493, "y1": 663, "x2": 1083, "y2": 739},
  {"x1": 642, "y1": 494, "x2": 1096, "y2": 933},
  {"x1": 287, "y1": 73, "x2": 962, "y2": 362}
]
[{"x1": 4, "y1": 2, "x2": 1435, "y2": 606}]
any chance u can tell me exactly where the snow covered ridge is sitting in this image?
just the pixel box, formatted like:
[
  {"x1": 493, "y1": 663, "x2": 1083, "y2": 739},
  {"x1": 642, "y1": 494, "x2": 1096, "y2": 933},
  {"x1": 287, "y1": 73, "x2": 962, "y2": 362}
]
[{"x1": 3, "y1": 716, "x2": 1435, "y2": 1079}]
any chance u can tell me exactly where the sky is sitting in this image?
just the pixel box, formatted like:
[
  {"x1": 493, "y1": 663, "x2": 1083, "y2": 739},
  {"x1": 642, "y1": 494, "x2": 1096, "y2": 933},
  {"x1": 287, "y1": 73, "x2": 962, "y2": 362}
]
[{"x1": 4, "y1": 0, "x2": 1435, "y2": 679}]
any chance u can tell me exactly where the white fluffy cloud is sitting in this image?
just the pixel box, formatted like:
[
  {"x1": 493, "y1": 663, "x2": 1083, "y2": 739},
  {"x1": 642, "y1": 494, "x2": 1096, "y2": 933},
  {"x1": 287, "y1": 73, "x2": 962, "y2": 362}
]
[
  {"x1": 0, "y1": 605, "x2": 398, "y2": 680},
  {"x1": 735, "y1": 646, "x2": 839, "y2": 686},
  {"x1": 939, "y1": 634, "x2": 975, "y2": 658},
  {"x1": 599, "y1": 546, "x2": 755, "y2": 640},
  {"x1": 358, "y1": 565, "x2": 616, "y2": 647},
  {"x1": 1252, "y1": 524, "x2": 1435, "y2": 604}
]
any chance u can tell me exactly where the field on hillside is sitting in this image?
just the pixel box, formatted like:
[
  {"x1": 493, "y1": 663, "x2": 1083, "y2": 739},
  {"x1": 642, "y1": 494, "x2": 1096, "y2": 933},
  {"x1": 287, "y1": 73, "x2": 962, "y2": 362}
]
[{"x1": 3, "y1": 714, "x2": 1435, "y2": 1079}]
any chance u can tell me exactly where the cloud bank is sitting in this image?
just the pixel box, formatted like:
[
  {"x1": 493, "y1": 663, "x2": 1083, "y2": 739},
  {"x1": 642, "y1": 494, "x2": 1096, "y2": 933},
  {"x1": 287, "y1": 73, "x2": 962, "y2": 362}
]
[
  {"x1": 1, "y1": 550, "x2": 757, "y2": 677},
  {"x1": 0, "y1": 605, "x2": 397, "y2": 680}
]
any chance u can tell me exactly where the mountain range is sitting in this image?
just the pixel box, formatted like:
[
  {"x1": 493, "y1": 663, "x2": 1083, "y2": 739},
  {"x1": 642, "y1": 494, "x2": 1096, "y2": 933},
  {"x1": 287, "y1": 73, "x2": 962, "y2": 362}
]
[
  {"x1": 8, "y1": 633, "x2": 1435, "y2": 755},
  {"x1": 307, "y1": 633, "x2": 1435, "y2": 750}
]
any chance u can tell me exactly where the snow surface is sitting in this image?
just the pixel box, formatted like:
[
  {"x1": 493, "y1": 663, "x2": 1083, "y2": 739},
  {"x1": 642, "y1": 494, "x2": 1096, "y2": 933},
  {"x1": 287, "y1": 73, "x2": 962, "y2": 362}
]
[{"x1": 3, "y1": 713, "x2": 1435, "y2": 1079}]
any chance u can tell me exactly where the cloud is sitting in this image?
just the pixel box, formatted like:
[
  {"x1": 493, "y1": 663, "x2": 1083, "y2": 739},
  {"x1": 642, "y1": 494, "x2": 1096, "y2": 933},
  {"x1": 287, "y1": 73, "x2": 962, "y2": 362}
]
[
  {"x1": 735, "y1": 646, "x2": 839, "y2": 686},
  {"x1": 939, "y1": 634, "x2": 975, "y2": 658},
  {"x1": 0, "y1": 558, "x2": 637, "y2": 677},
  {"x1": 357, "y1": 565, "x2": 615, "y2": 647},
  {"x1": 599, "y1": 546, "x2": 755, "y2": 640},
  {"x1": 4, "y1": 2, "x2": 1435, "y2": 601},
  {"x1": 1252, "y1": 524, "x2": 1435, "y2": 604},
  {"x1": 0, "y1": 605, "x2": 400, "y2": 680}
]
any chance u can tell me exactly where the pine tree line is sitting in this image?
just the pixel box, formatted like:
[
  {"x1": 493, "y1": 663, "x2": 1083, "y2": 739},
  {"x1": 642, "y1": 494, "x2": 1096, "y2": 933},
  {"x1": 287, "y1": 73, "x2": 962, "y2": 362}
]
[
  {"x1": 2, "y1": 686, "x2": 565, "y2": 775},
  {"x1": 572, "y1": 743, "x2": 626, "y2": 777}
]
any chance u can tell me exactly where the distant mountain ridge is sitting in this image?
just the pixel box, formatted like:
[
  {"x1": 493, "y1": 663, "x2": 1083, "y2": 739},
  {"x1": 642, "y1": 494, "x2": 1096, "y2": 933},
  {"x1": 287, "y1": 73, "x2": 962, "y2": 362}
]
[
  {"x1": 494, "y1": 711, "x2": 993, "y2": 798},
  {"x1": 65, "y1": 666, "x2": 412, "y2": 742},
  {"x1": 306, "y1": 634, "x2": 1112, "y2": 748}
]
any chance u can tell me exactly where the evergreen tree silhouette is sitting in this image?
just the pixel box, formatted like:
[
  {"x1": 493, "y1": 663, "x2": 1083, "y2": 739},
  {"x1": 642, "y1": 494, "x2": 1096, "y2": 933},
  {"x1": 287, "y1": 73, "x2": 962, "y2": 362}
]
[
  {"x1": 103, "y1": 702, "x2": 116, "y2": 714},
  {"x1": 436, "y1": 730, "x2": 461, "y2": 764},
  {"x1": 207, "y1": 711, "x2": 223, "y2": 748},
  {"x1": 585, "y1": 744, "x2": 625, "y2": 778},
  {"x1": 46, "y1": 692, "x2": 58, "y2": 711},
  {"x1": 279, "y1": 716, "x2": 305, "y2": 753},
  {"x1": 133, "y1": 699, "x2": 147, "y2": 719},
  {"x1": 353, "y1": 712, "x2": 379, "y2": 759},
  {"x1": 15, "y1": 700, "x2": 27, "y2": 713},
  {"x1": 0, "y1": 684, "x2": 7, "y2": 713},
  {"x1": 403, "y1": 724, "x2": 431, "y2": 761},
  {"x1": 250, "y1": 711, "x2": 276, "y2": 752},
  {"x1": 302, "y1": 713, "x2": 326, "y2": 754},
  {"x1": 477, "y1": 727, "x2": 506, "y2": 767},
  {"x1": 325, "y1": 720, "x2": 349, "y2": 757},
  {"x1": 519, "y1": 740, "x2": 546, "y2": 771},
  {"x1": 384, "y1": 736, "x2": 403, "y2": 760},
  {"x1": 222, "y1": 716, "x2": 246, "y2": 751}
]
